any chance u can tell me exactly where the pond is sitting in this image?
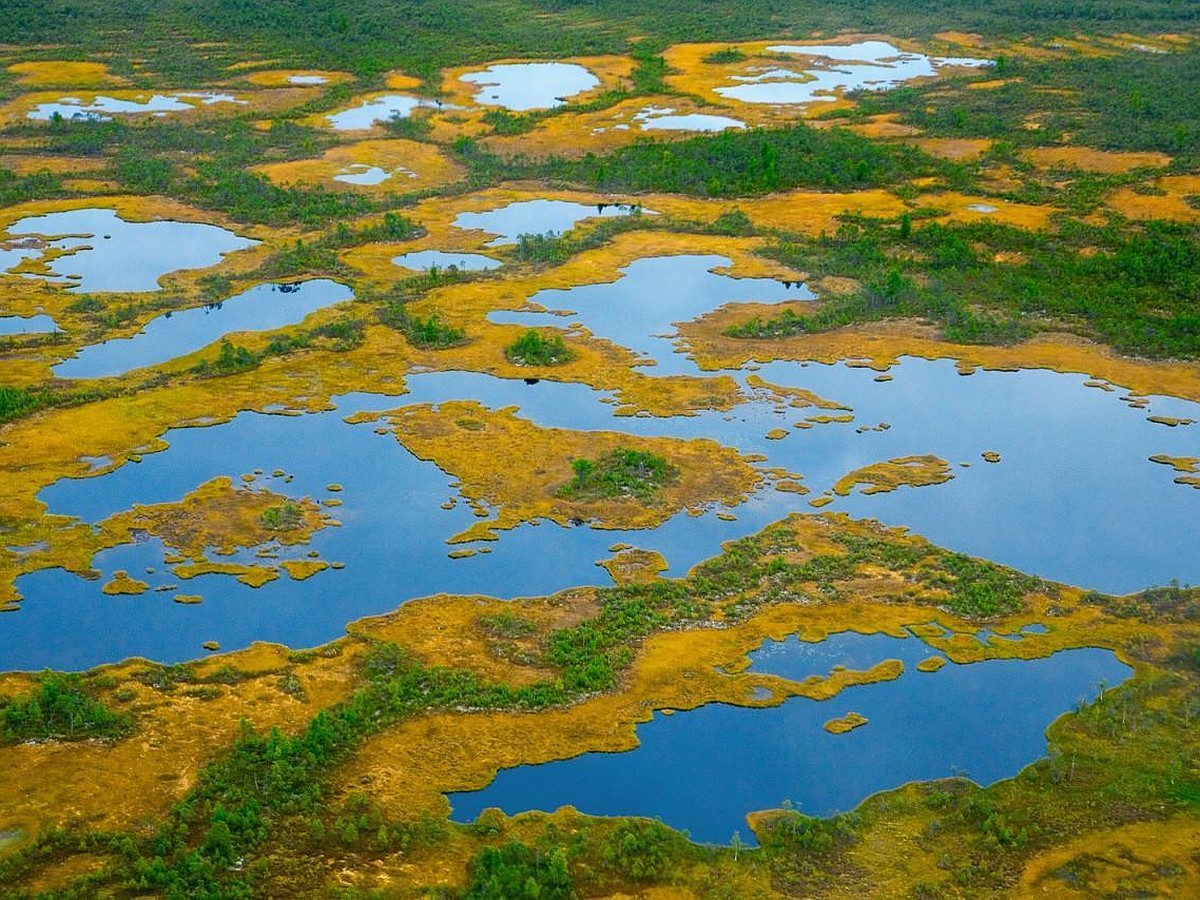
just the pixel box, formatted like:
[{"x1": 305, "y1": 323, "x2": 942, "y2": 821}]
[
  {"x1": 1, "y1": 208, "x2": 258, "y2": 293},
  {"x1": 52, "y1": 279, "x2": 353, "y2": 380},
  {"x1": 488, "y1": 254, "x2": 808, "y2": 375},
  {"x1": 0, "y1": 313, "x2": 59, "y2": 335},
  {"x1": 447, "y1": 632, "x2": 1132, "y2": 843},
  {"x1": 715, "y1": 41, "x2": 991, "y2": 105},
  {"x1": 633, "y1": 106, "x2": 747, "y2": 132},
  {"x1": 460, "y1": 63, "x2": 599, "y2": 111},
  {"x1": 392, "y1": 250, "x2": 502, "y2": 272},
  {"x1": 326, "y1": 95, "x2": 444, "y2": 130},
  {"x1": 332, "y1": 164, "x2": 416, "y2": 186},
  {"x1": 452, "y1": 199, "x2": 650, "y2": 246},
  {"x1": 27, "y1": 93, "x2": 243, "y2": 121}
]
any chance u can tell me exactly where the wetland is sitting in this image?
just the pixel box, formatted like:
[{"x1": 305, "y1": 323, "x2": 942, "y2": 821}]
[{"x1": 1, "y1": 4, "x2": 1199, "y2": 897}]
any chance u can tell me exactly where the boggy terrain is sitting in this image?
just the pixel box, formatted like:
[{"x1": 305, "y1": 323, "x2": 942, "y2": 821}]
[{"x1": 2, "y1": 3, "x2": 1200, "y2": 897}]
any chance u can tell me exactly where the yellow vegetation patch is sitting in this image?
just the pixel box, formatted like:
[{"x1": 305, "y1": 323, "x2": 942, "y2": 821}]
[
  {"x1": 915, "y1": 190, "x2": 1055, "y2": 229},
  {"x1": 280, "y1": 558, "x2": 330, "y2": 581},
  {"x1": 7, "y1": 61, "x2": 125, "y2": 88},
  {"x1": 911, "y1": 137, "x2": 994, "y2": 162},
  {"x1": 0, "y1": 154, "x2": 107, "y2": 176},
  {"x1": 916, "y1": 655, "x2": 946, "y2": 672},
  {"x1": 824, "y1": 710, "x2": 869, "y2": 734},
  {"x1": 816, "y1": 113, "x2": 921, "y2": 139},
  {"x1": 1020, "y1": 817, "x2": 1200, "y2": 897},
  {"x1": 347, "y1": 399, "x2": 761, "y2": 541},
  {"x1": 968, "y1": 77, "x2": 1019, "y2": 90},
  {"x1": 242, "y1": 69, "x2": 352, "y2": 87},
  {"x1": 1149, "y1": 454, "x2": 1200, "y2": 473},
  {"x1": 100, "y1": 570, "x2": 149, "y2": 595},
  {"x1": 253, "y1": 139, "x2": 465, "y2": 194},
  {"x1": 172, "y1": 560, "x2": 281, "y2": 588},
  {"x1": 1108, "y1": 174, "x2": 1200, "y2": 223},
  {"x1": 1023, "y1": 146, "x2": 1171, "y2": 173},
  {"x1": 598, "y1": 548, "x2": 669, "y2": 585},
  {"x1": 832, "y1": 454, "x2": 954, "y2": 496}
]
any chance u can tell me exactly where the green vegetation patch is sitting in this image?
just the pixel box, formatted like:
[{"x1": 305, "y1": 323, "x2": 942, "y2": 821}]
[
  {"x1": 259, "y1": 500, "x2": 303, "y2": 531},
  {"x1": 523, "y1": 123, "x2": 943, "y2": 197},
  {"x1": 558, "y1": 448, "x2": 680, "y2": 503},
  {"x1": 506, "y1": 329, "x2": 575, "y2": 366},
  {"x1": 731, "y1": 216, "x2": 1200, "y2": 359},
  {"x1": 1, "y1": 671, "x2": 132, "y2": 743},
  {"x1": 378, "y1": 306, "x2": 467, "y2": 349}
]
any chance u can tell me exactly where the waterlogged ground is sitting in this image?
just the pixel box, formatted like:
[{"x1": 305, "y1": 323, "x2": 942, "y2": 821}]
[{"x1": 1, "y1": 28, "x2": 1199, "y2": 898}]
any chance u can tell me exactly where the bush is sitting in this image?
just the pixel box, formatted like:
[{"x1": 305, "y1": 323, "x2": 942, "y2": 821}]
[
  {"x1": 506, "y1": 329, "x2": 575, "y2": 366},
  {"x1": 557, "y1": 448, "x2": 679, "y2": 502},
  {"x1": 2, "y1": 671, "x2": 132, "y2": 743}
]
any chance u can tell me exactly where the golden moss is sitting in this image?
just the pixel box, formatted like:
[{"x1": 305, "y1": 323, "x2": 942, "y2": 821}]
[
  {"x1": 242, "y1": 69, "x2": 353, "y2": 87},
  {"x1": 1019, "y1": 817, "x2": 1200, "y2": 897},
  {"x1": 832, "y1": 454, "x2": 954, "y2": 496},
  {"x1": 824, "y1": 710, "x2": 870, "y2": 734},
  {"x1": 280, "y1": 559, "x2": 330, "y2": 581},
  {"x1": 6, "y1": 61, "x2": 125, "y2": 88},
  {"x1": 1108, "y1": 175, "x2": 1200, "y2": 223},
  {"x1": 252, "y1": 139, "x2": 465, "y2": 194},
  {"x1": 745, "y1": 373, "x2": 850, "y2": 411},
  {"x1": 982, "y1": 450, "x2": 1002, "y2": 463},
  {"x1": 910, "y1": 137, "x2": 994, "y2": 162},
  {"x1": 100, "y1": 571, "x2": 149, "y2": 596},
  {"x1": 598, "y1": 548, "x2": 669, "y2": 585},
  {"x1": 1023, "y1": 146, "x2": 1172, "y2": 173},
  {"x1": 347, "y1": 400, "x2": 761, "y2": 540},
  {"x1": 916, "y1": 655, "x2": 947, "y2": 672}
]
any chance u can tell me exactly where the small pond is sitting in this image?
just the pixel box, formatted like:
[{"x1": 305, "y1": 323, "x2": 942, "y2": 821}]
[
  {"x1": 326, "y1": 95, "x2": 443, "y2": 130},
  {"x1": 447, "y1": 632, "x2": 1131, "y2": 843},
  {"x1": 288, "y1": 75, "x2": 328, "y2": 85},
  {"x1": 392, "y1": 250, "x2": 502, "y2": 272},
  {"x1": 488, "y1": 254, "x2": 808, "y2": 375},
  {"x1": 52, "y1": 279, "x2": 353, "y2": 380},
  {"x1": 1, "y1": 208, "x2": 258, "y2": 293},
  {"x1": 633, "y1": 107, "x2": 746, "y2": 132},
  {"x1": 0, "y1": 313, "x2": 59, "y2": 335},
  {"x1": 452, "y1": 199, "x2": 650, "y2": 246},
  {"x1": 716, "y1": 41, "x2": 991, "y2": 105},
  {"x1": 27, "y1": 93, "x2": 243, "y2": 121},
  {"x1": 461, "y1": 63, "x2": 599, "y2": 111},
  {"x1": 332, "y1": 164, "x2": 415, "y2": 186}
]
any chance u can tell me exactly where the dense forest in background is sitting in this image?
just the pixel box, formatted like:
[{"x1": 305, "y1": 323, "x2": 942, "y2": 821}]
[{"x1": 3, "y1": 0, "x2": 1200, "y2": 79}]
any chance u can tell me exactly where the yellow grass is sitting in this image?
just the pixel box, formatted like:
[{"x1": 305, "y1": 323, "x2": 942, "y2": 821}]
[
  {"x1": 242, "y1": 69, "x2": 352, "y2": 87},
  {"x1": 831, "y1": 454, "x2": 953, "y2": 496},
  {"x1": 7, "y1": 61, "x2": 125, "y2": 87},
  {"x1": 1023, "y1": 146, "x2": 1172, "y2": 173},
  {"x1": 253, "y1": 139, "x2": 465, "y2": 194},
  {"x1": 1108, "y1": 175, "x2": 1200, "y2": 223}
]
